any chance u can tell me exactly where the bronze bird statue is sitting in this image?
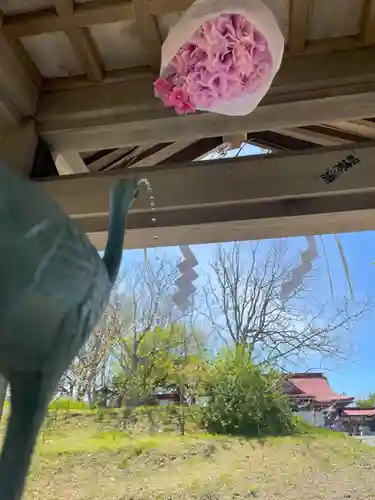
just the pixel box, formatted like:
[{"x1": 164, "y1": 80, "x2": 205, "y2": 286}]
[{"x1": 0, "y1": 163, "x2": 138, "y2": 500}]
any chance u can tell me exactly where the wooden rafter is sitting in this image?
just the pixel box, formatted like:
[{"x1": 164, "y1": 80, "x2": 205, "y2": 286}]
[
  {"x1": 37, "y1": 141, "x2": 375, "y2": 249},
  {"x1": 105, "y1": 144, "x2": 158, "y2": 170},
  {"x1": 248, "y1": 131, "x2": 315, "y2": 151},
  {"x1": 129, "y1": 140, "x2": 196, "y2": 167},
  {"x1": 74, "y1": 0, "x2": 136, "y2": 27},
  {"x1": 303, "y1": 35, "x2": 360, "y2": 55},
  {"x1": 307, "y1": 125, "x2": 371, "y2": 143},
  {"x1": 87, "y1": 146, "x2": 134, "y2": 171},
  {"x1": 1, "y1": 31, "x2": 42, "y2": 88},
  {"x1": 39, "y1": 89, "x2": 375, "y2": 152},
  {"x1": 271, "y1": 128, "x2": 351, "y2": 147},
  {"x1": 147, "y1": 0, "x2": 193, "y2": 16},
  {"x1": 1, "y1": 0, "x2": 372, "y2": 65},
  {"x1": 0, "y1": 120, "x2": 38, "y2": 176},
  {"x1": 53, "y1": 151, "x2": 89, "y2": 175},
  {"x1": 361, "y1": 0, "x2": 375, "y2": 45},
  {"x1": 133, "y1": 0, "x2": 162, "y2": 71},
  {"x1": 3, "y1": 2, "x2": 133, "y2": 38},
  {"x1": 288, "y1": 0, "x2": 311, "y2": 55},
  {"x1": 163, "y1": 137, "x2": 223, "y2": 163},
  {"x1": 36, "y1": 47, "x2": 375, "y2": 150},
  {"x1": 55, "y1": 0, "x2": 103, "y2": 83},
  {"x1": 0, "y1": 31, "x2": 38, "y2": 121},
  {"x1": 222, "y1": 134, "x2": 247, "y2": 149},
  {"x1": 1, "y1": 0, "x2": 189, "y2": 39},
  {"x1": 326, "y1": 120, "x2": 375, "y2": 139}
]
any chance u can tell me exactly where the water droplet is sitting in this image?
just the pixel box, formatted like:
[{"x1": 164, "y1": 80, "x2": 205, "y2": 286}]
[{"x1": 137, "y1": 178, "x2": 159, "y2": 247}]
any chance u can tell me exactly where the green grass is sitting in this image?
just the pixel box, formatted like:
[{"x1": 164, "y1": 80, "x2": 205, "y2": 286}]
[
  {"x1": 2, "y1": 410, "x2": 375, "y2": 500},
  {"x1": 48, "y1": 397, "x2": 91, "y2": 411}
]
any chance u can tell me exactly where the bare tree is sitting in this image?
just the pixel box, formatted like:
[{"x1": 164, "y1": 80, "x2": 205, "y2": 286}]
[
  {"x1": 55, "y1": 255, "x2": 198, "y2": 408},
  {"x1": 56, "y1": 299, "x2": 124, "y2": 405},
  {"x1": 110, "y1": 256, "x2": 181, "y2": 406},
  {"x1": 199, "y1": 240, "x2": 369, "y2": 367}
]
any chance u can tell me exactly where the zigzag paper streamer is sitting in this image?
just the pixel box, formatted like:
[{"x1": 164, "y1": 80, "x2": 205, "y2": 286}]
[
  {"x1": 281, "y1": 236, "x2": 318, "y2": 302},
  {"x1": 172, "y1": 246, "x2": 198, "y2": 312},
  {"x1": 335, "y1": 235, "x2": 355, "y2": 300}
]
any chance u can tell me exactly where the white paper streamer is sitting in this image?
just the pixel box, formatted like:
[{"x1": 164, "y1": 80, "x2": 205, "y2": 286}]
[
  {"x1": 173, "y1": 246, "x2": 198, "y2": 312},
  {"x1": 281, "y1": 236, "x2": 318, "y2": 302}
]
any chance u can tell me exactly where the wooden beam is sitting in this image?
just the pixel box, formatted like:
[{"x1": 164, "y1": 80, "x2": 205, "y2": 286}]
[
  {"x1": 87, "y1": 146, "x2": 134, "y2": 171},
  {"x1": 55, "y1": 0, "x2": 103, "y2": 83},
  {"x1": 147, "y1": 0, "x2": 193, "y2": 16},
  {"x1": 53, "y1": 151, "x2": 88, "y2": 175},
  {"x1": 39, "y1": 90, "x2": 375, "y2": 152},
  {"x1": 361, "y1": 0, "x2": 375, "y2": 45},
  {"x1": 37, "y1": 141, "x2": 375, "y2": 250},
  {"x1": 36, "y1": 48, "x2": 375, "y2": 151},
  {"x1": 74, "y1": 0, "x2": 136, "y2": 27},
  {"x1": 0, "y1": 120, "x2": 38, "y2": 176},
  {"x1": 42, "y1": 66, "x2": 152, "y2": 92},
  {"x1": 39, "y1": 47, "x2": 375, "y2": 121},
  {"x1": 303, "y1": 36, "x2": 360, "y2": 55},
  {"x1": 288, "y1": 0, "x2": 311, "y2": 55},
  {"x1": 133, "y1": 0, "x2": 162, "y2": 72},
  {"x1": 307, "y1": 124, "x2": 371, "y2": 143},
  {"x1": 1, "y1": 30, "x2": 42, "y2": 88},
  {"x1": 327, "y1": 120, "x2": 375, "y2": 139},
  {"x1": 36, "y1": 141, "x2": 375, "y2": 248},
  {"x1": 85, "y1": 192, "x2": 375, "y2": 250},
  {"x1": 249, "y1": 131, "x2": 320, "y2": 151},
  {"x1": 2, "y1": 9, "x2": 62, "y2": 38},
  {"x1": 130, "y1": 140, "x2": 196, "y2": 167},
  {"x1": 2, "y1": 2, "x2": 135, "y2": 38},
  {"x1": 162, "y1": 137, "x2": 222, "y2": 163},
  {"x1": 0, "y1": 30, "x2": 38, "y2": 119},
  {"x1": 271, "y1": 128, "x2": 351, "y2": 147},
  {"x1": 222, "y1": 134, "x2": 247, "y2": 149},
  {"x1": 2, "y1": 0, "x2": 186, "y2": 38}
]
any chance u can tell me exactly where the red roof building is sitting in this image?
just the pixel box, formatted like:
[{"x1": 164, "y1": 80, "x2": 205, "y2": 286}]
[
  {"x1": 339, "y1": 408, "x2": 375, "y2": 435},
  {"x1": 342, "y1": 409, "x2": 375, "y2": 417},
  {"x1": 285, "y1": 372, "x2": 354, "y2": 409}
]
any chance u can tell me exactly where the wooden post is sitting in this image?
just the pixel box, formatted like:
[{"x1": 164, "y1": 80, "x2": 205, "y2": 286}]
[{"x1": 0, "y1": 120, "x2": 38, "y2": 176}]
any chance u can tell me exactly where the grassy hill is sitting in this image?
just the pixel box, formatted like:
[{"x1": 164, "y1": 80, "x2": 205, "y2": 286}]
[{"x1": 1, "y1": 406, "x2": 375, "y2": 500}]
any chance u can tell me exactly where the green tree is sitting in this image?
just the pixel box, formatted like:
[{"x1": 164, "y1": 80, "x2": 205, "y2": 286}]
[
  {"x1": 356, "y1": 393, "x2": 375, "y2": 408},
  {"x1": 111, "y1": 324, "x2": 205, "y2": 405},
  {"x1": 203, "y1": 345, "x2": 294, "y2": 436},
  {"x1": 162, "y1": 325, "x2": 208, "y2": 435}
]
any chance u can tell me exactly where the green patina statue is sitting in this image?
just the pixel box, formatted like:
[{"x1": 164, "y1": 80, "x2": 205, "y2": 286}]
[{"x1": 0, "y1": 164, "x2": 138, "y2": 500}]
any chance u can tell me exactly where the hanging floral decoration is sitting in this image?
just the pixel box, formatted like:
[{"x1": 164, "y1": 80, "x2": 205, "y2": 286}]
[
  {"x1": 154, "y1": 14, "x2": 273, "y2": 115},
  {"x1": 154, "y1": 0, "x2": 284, "y2": 117}
]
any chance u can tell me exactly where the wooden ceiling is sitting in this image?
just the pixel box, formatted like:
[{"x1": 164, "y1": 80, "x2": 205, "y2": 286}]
[
  {"x1": 1, "y1": 0, "x2": 375, "y2": 179},
  {"x1": 1, "y1": 0, "x2": 374, "y2": 83}
]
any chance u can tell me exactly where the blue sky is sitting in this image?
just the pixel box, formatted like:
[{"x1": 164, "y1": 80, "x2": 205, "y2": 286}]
[
  {"x1": 119, "y1": 234, "x2": 375, "y2": 399},
  {"x1": 117, "y1": 143, "x2": 375, "y2": 400}
]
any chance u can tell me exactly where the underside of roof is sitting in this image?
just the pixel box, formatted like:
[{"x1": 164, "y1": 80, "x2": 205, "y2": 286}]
[
  {"x1": 1, "y1": 0, "x2": 375, "y2": 178},
  {"x1": 2, "y1": 1, "x2": 375, "y2": 248}
]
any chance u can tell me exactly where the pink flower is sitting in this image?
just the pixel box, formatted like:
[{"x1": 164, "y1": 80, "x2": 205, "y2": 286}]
[
  {"x1": 153, "y1": 13, "x2": 273, "y2": 115},
  {"x1": 153, "y1": 78, "x2": 172, "y2": 98},
  {"x1": 166, "y1": 87, "x2": 195, "y2": 115}
]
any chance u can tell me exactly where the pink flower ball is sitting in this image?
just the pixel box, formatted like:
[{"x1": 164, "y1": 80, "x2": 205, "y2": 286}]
[{"x1": 154, "y1": 13, "x2": 272, "y2": 115}]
